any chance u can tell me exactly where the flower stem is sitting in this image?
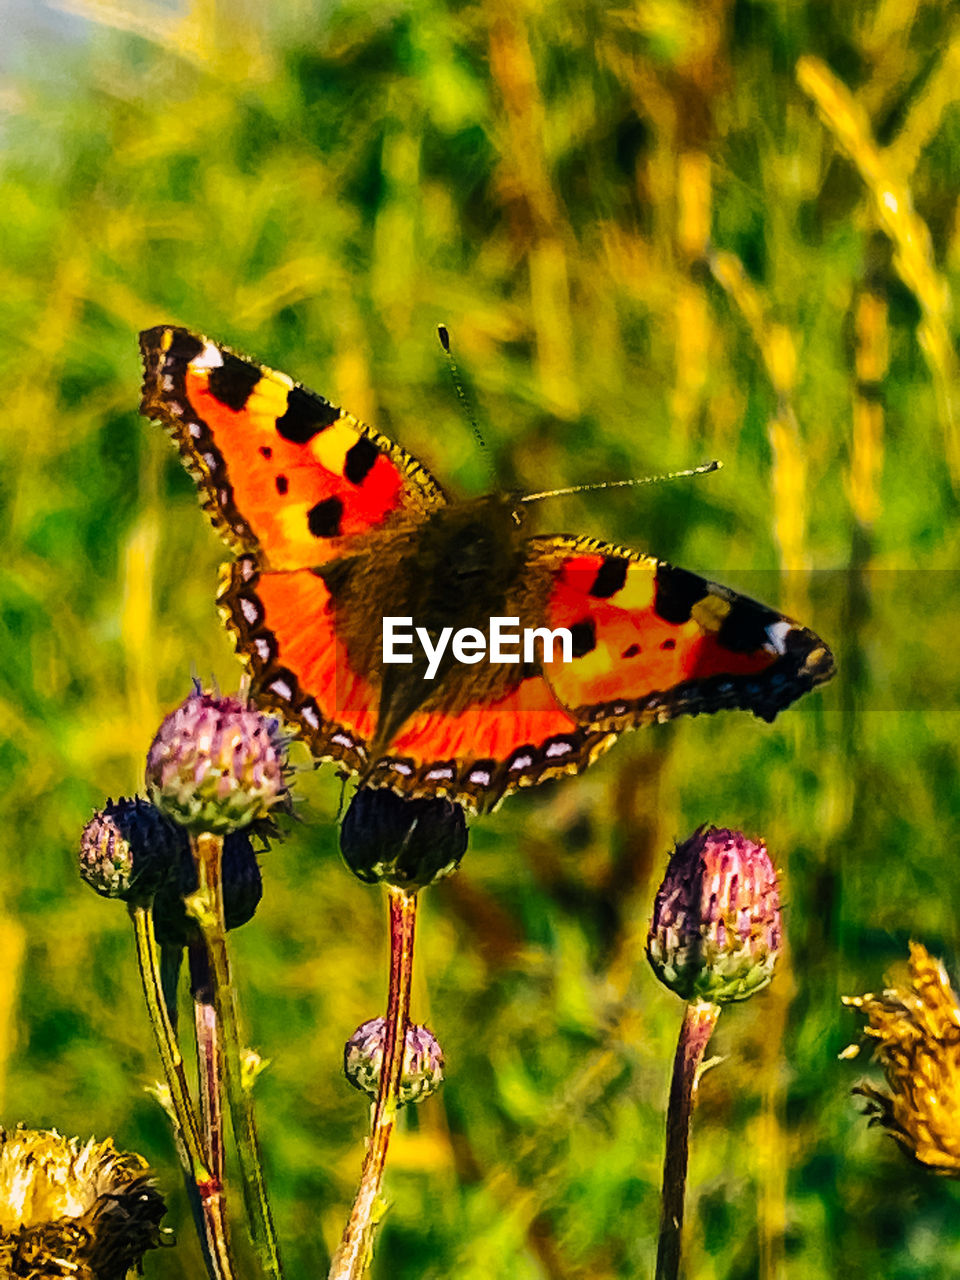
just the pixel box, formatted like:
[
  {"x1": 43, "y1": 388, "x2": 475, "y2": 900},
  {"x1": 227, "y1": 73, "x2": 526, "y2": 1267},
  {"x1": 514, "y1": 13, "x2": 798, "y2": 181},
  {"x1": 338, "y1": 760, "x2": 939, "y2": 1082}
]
[
  {"x1": 188, "y1": 831, "x2": 284, "y2": 1280},
  {"x1": 190, "y1": 943, "x2": 227, "y2": 1194},
  {"x1": 129, "y1": 903, "x2": 236, "y2": 1280},
  {"x1": 655, "y1": 999, "x2": 721, "y2": 1280},
  {"x1": 328, "y1": 887, "x2": 418, "y2": 1280}
]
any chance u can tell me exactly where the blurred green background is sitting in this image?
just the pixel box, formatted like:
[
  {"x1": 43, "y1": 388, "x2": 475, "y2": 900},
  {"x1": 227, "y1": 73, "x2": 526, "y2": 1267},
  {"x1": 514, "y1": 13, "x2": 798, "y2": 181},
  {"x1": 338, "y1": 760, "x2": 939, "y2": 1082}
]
[{"x1": 3, "y1": 0, "x2": 960, "y2": 1275}]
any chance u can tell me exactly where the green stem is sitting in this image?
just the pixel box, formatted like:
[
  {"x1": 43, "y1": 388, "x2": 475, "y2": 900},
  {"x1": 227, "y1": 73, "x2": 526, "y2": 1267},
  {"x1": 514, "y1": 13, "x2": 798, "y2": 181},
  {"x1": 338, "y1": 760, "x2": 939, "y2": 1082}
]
[
  {"x1": 328, "y1": 887, "x2": 418, "y2": 1280},
  {"x1": 129, "y1": 904, "x2": 236, "y2": 1280},
  {"x1": 655, "y1": 999, "x2": 721, "y2": 1280},
  {"x1": 189, "y1": 830, "x2": 284, "y2": 1280}
]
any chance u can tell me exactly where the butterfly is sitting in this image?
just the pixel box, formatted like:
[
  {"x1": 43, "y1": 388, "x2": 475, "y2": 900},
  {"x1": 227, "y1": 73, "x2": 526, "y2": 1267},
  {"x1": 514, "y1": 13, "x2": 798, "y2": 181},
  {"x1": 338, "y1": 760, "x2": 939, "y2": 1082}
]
[{"x1": 139, "y1": 326, "x2": 835, "y2": 813}]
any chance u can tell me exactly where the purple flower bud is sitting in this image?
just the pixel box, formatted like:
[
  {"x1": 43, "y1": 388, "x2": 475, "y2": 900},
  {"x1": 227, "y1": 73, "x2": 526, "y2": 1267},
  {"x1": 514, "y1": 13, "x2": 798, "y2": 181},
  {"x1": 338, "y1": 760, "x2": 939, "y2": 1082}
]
[
  {"x1": 344, "y1": 1017, "x2": 444, "y2": 1106},
  {"x1": 647, "y1": 826, "x2": 781, "y2": 1004},
  {"x1": 146, "y1": 689, "x2": 288, "y2": 833},
  {"x1": 79, "y1": 798, "x2": 180, "y2": 906}
]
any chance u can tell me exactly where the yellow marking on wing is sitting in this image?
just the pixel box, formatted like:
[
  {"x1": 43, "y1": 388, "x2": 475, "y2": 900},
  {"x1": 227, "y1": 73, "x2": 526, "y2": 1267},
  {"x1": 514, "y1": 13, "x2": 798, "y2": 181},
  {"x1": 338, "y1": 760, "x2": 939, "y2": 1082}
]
[
  {"x1": 279, "y1": 503, "x2": 312, "y2": 541},
  {"x1": 690, "y1": 594, "x2": 731, "y2": 634},
  {"x1": 310, "y1": 418, "x2": 360, "y2": 474},
  {"x1": 612, "y1": 564, "x2": 657, "y2": 612},
  {"x1": 247, "y1": 374, "x2": 292, "y2": 414},
  {"x1": 570, "y1": 640, "x2": 616, "y2": 680}
]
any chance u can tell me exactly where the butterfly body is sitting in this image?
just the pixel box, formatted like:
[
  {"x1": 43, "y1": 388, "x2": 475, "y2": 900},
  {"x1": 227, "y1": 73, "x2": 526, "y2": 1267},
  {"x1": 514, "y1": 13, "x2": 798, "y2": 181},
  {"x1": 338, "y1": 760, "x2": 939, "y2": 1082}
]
[{"x1": 140, "y1": 325, "x2": 835, "y2": 813}]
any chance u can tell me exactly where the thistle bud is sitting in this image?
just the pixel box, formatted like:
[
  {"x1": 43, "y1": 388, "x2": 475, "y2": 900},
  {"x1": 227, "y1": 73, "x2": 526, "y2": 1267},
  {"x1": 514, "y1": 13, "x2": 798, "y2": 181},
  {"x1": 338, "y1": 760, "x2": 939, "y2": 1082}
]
[
  {"x1": 146, "y1": 688, "x2": 288, "y2": 833},
  {"x1": 844, "y1": 942, "x2": 960, "y2": 1174},
  {"x1": 79, "y1": 798, "x2": 179, "y2": 906},
  {"x1": 340, "y1": 787, "x2": 467, "y2": 889},
  {"x1": 151, "y1": 828, "x2": 264, "y2": 947},
  {"x1": 344, "y1": 1017, "x2": 444, "y2": 1106},
  {"x1": 647, "y1": 826, "x2": 781, "y2": 1004},
  {"x1": 0, "y1": 1127, "x2": 167, "y2": 1279}
]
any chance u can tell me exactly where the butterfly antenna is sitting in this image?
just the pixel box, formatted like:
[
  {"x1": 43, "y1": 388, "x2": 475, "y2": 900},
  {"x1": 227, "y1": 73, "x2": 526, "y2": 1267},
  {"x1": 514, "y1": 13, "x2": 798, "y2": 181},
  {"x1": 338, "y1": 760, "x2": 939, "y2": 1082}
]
[
  {"x1": 438, "y1": 325, "x2": 489, "y2": 461},
  {"x1": 520, "y1": 459, "x2": 722, "y2": 505}
]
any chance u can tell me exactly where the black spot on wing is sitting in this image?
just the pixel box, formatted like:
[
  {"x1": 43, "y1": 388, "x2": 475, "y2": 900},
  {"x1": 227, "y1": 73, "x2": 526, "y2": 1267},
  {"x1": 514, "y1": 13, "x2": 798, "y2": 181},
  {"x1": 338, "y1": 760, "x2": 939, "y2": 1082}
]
[
  {"x1": 207, "y1": 354, "x2": 261, "y2": 411},
  {"x1": 164, "y1": 329, "x2": 205, "y2": 363},
  {"x1": 654, "y1": 564, "x2": 707, "y2": 625},
  {"x1": 344, "y1": 437, "x2": 378, "y2": 485},
  {"x1": 275, "y1": 475, "x2": 289, "y2": 495},
  {"x1": 259, "y1": 445, "x2": 273, "y2": 459},
  {"x1": 716, "y1": 599, "x2": 781, "y2": 653},
  {"x1": 589, "y1": 556, "x2": 629, "y2": 599},
  {"x1": 570, "y1": 618, "x2": 597, "y2": 658},
  {"x1": 275, "y1": 386, "x2": 340, "y2": 444},
  {"x1": 623, "y1": 643, "x2": 641, "y2": 658},
  {"x1": 307, "y1": 496, "x2": 344, "y2": 538}
]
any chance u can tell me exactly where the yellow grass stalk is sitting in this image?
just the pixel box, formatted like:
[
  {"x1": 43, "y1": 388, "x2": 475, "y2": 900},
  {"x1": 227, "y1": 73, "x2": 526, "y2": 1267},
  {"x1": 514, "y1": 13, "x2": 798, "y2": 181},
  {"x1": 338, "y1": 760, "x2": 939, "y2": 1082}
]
[
  {"x1": 797, "y1": 55, "x2": 960, "y2": 487},
  {"x1": 487, "y1": 11, "x2": 577, "y2": 416},
  {"x1": 672, "y1": 151, "x2": 712, "y2": 445},
  {"x1": 849, "y1": 288, "x2": 888, "y2": 528},
  {"x1": 709, "y1": 251, "x2": 809, "y2": 614},
  {"x1": 881, "y1": 19, "x2": 960, "y2": 180},
  {"x1": 0, "y1": 917, "x2": 26, "y2": 1113}
]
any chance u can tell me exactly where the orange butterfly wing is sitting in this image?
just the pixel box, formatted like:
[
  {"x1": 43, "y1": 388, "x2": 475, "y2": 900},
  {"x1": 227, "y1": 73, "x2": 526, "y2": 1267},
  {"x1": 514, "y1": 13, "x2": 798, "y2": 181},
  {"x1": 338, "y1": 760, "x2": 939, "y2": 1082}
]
[
  {"x1": 527, "y1": 536, "x2": 835, "y2": 729},
  {"x1": 139, "y1": 325, "x2": 444, "y2": 569},
  {"x1": 221, "y1": 552, "x2": 604, "y2": 810}
]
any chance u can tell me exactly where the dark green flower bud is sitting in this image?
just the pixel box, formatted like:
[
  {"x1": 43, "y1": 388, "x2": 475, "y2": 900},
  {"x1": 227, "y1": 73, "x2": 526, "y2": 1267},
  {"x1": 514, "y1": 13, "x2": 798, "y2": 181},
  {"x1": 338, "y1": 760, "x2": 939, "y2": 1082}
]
[
  {"x1": 79, "y1": 798, "x2": 179, "y2": 906},
  {"x1": 647, "y1": 826, "x2": 782, "y2": 1005},
  {"x1": 344, "y1": 1017, "x2": 444, "y2": 1106},
  {"x1": 146, "y1": 689, "x2": 288, "y2": 833},
  {"x1": 151, "y1": 829, "x2": 264, "y2": 948},
  {"x1": 340, "y1": 787, "x2": 467, "y2": 889}
]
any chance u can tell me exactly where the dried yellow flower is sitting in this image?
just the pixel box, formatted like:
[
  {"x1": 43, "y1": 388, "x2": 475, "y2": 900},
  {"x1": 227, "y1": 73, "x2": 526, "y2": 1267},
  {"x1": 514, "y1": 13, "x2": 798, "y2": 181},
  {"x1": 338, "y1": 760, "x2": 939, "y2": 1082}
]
[
  {"x1": 843, "y1": 941, "x2": 960, "y2": 1174},
  {"x1": 0, "y1": 1128, "x2": 167, "y2": 1278}
]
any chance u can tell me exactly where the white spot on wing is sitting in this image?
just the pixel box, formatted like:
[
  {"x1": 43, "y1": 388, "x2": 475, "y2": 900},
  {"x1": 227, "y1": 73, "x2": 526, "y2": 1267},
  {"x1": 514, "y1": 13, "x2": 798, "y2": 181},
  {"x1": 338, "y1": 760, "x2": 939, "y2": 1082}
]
[
  {"x1": 546, "y1": 740, "x2": 572, "y2": 758},
  {"x1": 192, "y1": 342, "x2": 225, "y2": 370},
  {"x1": 269, "y1": 678, "x2": 293, "y2": 700},
  {"x1": 765, "y1": 620, "x2": 792, "y2": 655},
  {"x1": 240, "y1": 598, "x2": 259, "y2": 625}
]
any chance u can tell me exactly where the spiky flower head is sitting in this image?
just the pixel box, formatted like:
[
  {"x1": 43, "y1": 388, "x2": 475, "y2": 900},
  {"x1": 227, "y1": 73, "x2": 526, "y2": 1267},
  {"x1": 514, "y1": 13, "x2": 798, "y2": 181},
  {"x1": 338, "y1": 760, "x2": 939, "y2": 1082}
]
[
  {"x1": 340, "y1": 787, "x2": 467, "y2": 889},
  {"x1": 0, "y1": 1127, "x2": 167, "y2": 1279},
  {"x1": 146, "y1": 687, "x2": 288, "y2": 833},
  {"x1": 843, "y1": 941, "x2": 960, "y2": 1175},
  {"x1": 78, "y1": 797, "x2": 180, "y2": 906},
  {"x1": 344, "y1": 1017, "x2": 444, "y2": 1106},
  {"x1": 647, "y1": 826, "x2": 782, "y2": 1004}
]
